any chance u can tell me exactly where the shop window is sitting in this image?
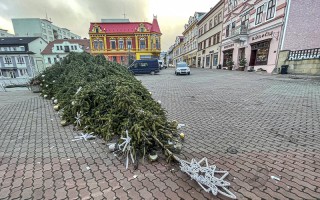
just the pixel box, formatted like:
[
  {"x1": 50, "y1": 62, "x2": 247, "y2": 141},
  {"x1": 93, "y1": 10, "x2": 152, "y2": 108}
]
[
  {"x1": 266, "y1": 0, "x2": 276, "y2": 20},
  {"x1": 251, "y1": 41, "x2": 270, "y2": 65},
  {"x1": 256, "y1": 5, "x2": 264, "y2": 25}
]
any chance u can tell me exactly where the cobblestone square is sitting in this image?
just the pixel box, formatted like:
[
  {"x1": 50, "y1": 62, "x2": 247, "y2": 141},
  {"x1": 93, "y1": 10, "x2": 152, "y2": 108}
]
[{"x1": 1, "y1": 69, "x2": 320, "y2": 199}]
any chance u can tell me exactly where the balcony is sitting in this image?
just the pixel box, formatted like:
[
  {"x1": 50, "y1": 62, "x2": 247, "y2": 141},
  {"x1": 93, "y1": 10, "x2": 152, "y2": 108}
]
[{"x1": 230, "y1": 25, "x2": 248, "y2": 42}]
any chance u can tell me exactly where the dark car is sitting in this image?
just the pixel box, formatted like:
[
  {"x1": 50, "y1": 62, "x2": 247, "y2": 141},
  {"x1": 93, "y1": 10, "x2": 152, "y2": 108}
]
[{"x1": 128, "y1": 59, "x2": 160, "y2": 75}]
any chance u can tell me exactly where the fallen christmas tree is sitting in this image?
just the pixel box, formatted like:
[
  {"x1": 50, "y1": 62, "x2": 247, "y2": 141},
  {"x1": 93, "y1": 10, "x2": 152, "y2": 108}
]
[
  {"x1": 32, "y1": 53, "x2": 181, "y2": 163},
  {"x1": 31, "y1": 53, "x2": 236, "y2": 199}
]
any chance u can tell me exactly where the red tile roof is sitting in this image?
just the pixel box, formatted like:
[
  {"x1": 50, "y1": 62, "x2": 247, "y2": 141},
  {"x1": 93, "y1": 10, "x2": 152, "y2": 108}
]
[
  {"x1": 89, "y1": 18, "x2": 161, "y2": 34},
  {"x1": 41, "y1": 39, "x2": 90, "y2": 55}
]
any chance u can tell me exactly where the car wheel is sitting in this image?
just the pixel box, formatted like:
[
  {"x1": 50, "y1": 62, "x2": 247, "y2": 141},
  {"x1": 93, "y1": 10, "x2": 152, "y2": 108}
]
[
  {"x1": 150, "y1": 71, "x2": 155, "y2": 75},
  {"x1": 188, "y1": 72, "x2": 190, "y2": 75}
]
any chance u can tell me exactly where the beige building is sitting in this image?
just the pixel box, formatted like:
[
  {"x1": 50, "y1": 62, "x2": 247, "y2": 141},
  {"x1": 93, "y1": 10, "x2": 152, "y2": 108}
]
[
  {"x1": 197, "y1": 0, "x2": 224, "y2": 68},
  {"x1": 182, "y1": 12, "x2": 206, "y2": 67},
  {"x1": 172, "y1": 36, "x2": 184, "y2": 66}
]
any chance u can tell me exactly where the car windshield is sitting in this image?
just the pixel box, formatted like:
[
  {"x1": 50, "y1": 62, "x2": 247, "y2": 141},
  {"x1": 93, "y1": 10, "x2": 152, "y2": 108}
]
[{"x1": 177, "y1": 63, "x2": 187, "y2": 68}]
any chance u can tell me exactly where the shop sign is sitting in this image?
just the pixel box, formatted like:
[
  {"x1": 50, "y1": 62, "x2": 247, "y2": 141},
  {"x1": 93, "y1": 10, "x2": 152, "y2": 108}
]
[
  {"x1": 252, "y1": 31, "x2": 273, "y2": 41},
  {"x1": 224, "y1": 44, "x2": 234, "y2": 49}
]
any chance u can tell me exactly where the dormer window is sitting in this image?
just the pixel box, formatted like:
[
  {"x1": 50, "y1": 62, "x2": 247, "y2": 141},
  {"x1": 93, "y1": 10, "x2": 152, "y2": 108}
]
[
  {"x1": 140, "y1": 28, "x2": 144, "y2": 32},
  {"x1": 95, "y1": 28, "x2": 99, "y2": 33}
]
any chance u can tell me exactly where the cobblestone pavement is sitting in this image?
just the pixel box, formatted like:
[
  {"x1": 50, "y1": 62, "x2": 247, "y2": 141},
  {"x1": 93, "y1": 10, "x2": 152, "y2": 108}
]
[{"x1": 1, "y1": 69, "x2": 320, "y2": 199}]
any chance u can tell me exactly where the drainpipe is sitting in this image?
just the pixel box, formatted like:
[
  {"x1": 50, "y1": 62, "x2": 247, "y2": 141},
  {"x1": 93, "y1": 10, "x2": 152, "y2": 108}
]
[{"x1": 275, "y1": 0, "x2": 291, "y2": 73}]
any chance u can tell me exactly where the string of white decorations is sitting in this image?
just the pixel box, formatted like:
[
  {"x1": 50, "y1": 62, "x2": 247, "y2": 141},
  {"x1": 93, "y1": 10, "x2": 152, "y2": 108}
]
[
  {"x1": 174, "y1": 156, "x2": 237, "y2": 199},
  {"x1": 75, "y1": 86, "x2": 82, "y2": 95},
  {"x1": 117, "y1": 130, "x2": 135, "y2": 169},
  {"x1": 72, "y1": 132, "x2": 96, "y2": 141},
  {"x1": 74, "y1": 112, "x2": 82, "y2": 127}
]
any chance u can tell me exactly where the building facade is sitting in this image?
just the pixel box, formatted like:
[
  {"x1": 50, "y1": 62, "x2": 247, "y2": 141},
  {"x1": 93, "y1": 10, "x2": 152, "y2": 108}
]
[
  {"x1": 172, "y1": 36, "x2": 184, "y2": 66},
  {"x1": 89, "y1": 16, "x2": 162, "y2": 65},
  {"x1": 0, "y1": 29, "x2": 14, "y2": 37},
  {"x1": 221, "y1": 0, "x2": 287, "y2": 72},
  {"x1": 41, "y1": 39, "x2": 90, "y2": 68},
  {"x1": 0, "y1": 37, "x2": 47, "y2": 78},
  {"x1": 182, "y1": 12, "x2": 206, "y2": 67},
  {"x1": 167, "y1": 45, "x2": 175, "y2": 66},
  {"x1": 12, "y1": 18, "x2": 81, "y2": 43},
  {"x1": 197, "y1": 1, "x2": 224, "y2": 68}
]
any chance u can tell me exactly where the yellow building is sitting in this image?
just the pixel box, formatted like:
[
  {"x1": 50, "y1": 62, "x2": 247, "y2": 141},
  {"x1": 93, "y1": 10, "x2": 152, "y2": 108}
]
[{"x1": 89, "y1": 16, "x2": 162, "y2": 64}]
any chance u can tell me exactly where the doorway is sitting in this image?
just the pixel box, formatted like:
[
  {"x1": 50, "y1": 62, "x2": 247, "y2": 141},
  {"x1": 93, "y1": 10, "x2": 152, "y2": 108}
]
[{"x1": 249, "y1": 50, "x2": 257, "y2": 66}]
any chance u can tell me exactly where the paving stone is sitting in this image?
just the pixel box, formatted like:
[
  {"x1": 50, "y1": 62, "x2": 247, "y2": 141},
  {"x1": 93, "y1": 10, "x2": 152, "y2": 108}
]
[{"x1": 1, "y1": 69, "x2": 320, "y2": 199}]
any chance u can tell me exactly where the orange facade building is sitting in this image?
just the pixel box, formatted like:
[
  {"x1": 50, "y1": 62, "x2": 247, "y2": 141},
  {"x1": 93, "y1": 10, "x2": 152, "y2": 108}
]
[{"x1": 89, "y1": 16, "x2": 162, "y2": 65}]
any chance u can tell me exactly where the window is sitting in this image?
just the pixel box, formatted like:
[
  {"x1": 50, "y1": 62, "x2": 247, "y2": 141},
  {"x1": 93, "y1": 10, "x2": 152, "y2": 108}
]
[
  {"x1": 99, "y1": 40, "x2": 104, "y2": 49},
  {"x1": 228, "y1": 0, "x2": 233, "y2": 11},
  {"x1": 112, "y1": 56, "x2": 117, "y2": 62},
  {"x1": 214, "y1": 16, "x2": 218, "y2": 26},
  {"x1": 54, "y1": 58, "x2": 57, "y2": 63},
  {"x1": 20, "y1": 46, "x2": 25, "y2": 51},
  {"x1": 226, "y1": 24, "x2": 230, "y2": 37},
  {"x1": 95, "y1": 28, "x2": 99, "y2": 33},
  {"x1": 266, "y1": 0, "x2": 276, "y2": 20},
  {"x1": 204, "y1": 24, "x2": 207, "y2": 32},
  {"x1": 140, "y1": 28, "x2": 144, "y2": 32},
  {"x1": 213, "y1": 35, "x2": 216, "y2": 45},
  {"x1": 156, "y1": 38, "x2": 160, "y2": 49},
  {"x1": 140, "y1": 39, "x2": 146, "y2": 49},
  {"x1": 209, "y1": 20, "x2": 213, "y2": 29},
  {"x1": 71, "y1": 46, "x2": 74, "y2": 50},
  {"x1": 42, "y1": 28, "x2": 46, "y2": 33},
  {"x1": 74, "y1": 46, "x2": 77, "y2": 50},
  {"x1": 218, "y1": 13, "x2": 222, "y2": 23},
  {"x1": 241, "y1": 13, "x2": 250, "y2": 28},
  {"x1": 216, "y1": 32, "x2": 220, "y2": 43},
  {"x1": 48, "y1": 57, "x2": 51, "y2": 64},
  {"x1": 17, "y1": 57, "x2": 24, "y2": 64},
  {"x1": 234, "y1": 0, "x2": 238, "y2": 7},
  {"x1": 41, "y1": 22, "x2": 45, "y2": 27},
  {"x1": 232, "y1": 21, "x2": 236, "y2": 30},
  {"x1": 111, "y1": 40, "x2": 116, "y2": 49},
  {"x1": 5, "y1": 57, "x2": 12, "y2": 64},
  {"x1": 256, "y1": 5, "x2": 264, "y2": 25},
  {"x1": 119, "y1": 40, "x2": 124, "y2": 49},
  {"x1": 127, "y1": 40, "x2": 132, "y2": 49},
  {"x1": 47, "y1": 25, "x2": 51, "y2": 29}
]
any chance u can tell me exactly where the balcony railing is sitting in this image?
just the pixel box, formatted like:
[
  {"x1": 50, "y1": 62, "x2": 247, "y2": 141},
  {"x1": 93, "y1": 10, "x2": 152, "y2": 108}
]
[
  {"x1": 288, "y1": 48, "x2": 320, "y2": 61},
  {"x1": 231, "y1": 25, "x2": 248, "y2": 37}
]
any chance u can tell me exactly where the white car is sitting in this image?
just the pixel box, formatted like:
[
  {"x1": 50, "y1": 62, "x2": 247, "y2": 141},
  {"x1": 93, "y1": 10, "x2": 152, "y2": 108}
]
[{"x1": 175, "y1": 62, "x2": 191, "y2": 75}]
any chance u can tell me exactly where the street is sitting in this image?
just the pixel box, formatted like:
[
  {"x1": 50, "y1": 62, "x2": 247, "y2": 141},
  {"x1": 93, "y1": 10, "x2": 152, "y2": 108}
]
[{"x1": 0, "y1": 68, "x2": 320, "y2": 199}]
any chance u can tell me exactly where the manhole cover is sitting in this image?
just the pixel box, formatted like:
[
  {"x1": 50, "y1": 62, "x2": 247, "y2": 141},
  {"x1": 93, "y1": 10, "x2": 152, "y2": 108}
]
[{"x1": 227, "y1": 147, "x2": 238, "y2": 154}]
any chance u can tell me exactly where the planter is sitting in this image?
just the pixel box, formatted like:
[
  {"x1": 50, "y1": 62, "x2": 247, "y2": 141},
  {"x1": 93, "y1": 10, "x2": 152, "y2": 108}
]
[
  {"x1": 30, "y1": 85, "x2": 41, "y2": 93},
  {"x1": 239, "y1": 67, "x2": 245, "y2": 71}
]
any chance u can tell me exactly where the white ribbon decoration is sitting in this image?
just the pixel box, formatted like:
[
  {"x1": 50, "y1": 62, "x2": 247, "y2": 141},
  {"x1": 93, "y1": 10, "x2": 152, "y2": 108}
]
[
  {"x1": 117, "y1": 130, "x2": 134, "y2": 169},
  {"x1": 74, "y1": 112, "x2": 81, "y2": 127},
  {"x1": 72, "y1": 132, "x2": 95, "y2": 141}
]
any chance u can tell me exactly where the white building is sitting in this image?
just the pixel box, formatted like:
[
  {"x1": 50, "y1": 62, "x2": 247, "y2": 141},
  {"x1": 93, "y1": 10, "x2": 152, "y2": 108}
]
[
  {"x1": 197, "y1": 0, "x2": 224, "y2": 68},
  {"x1": 41, "y1": 39, "x2": 90, "y2": 68},
  {"x1": 0, "y1": 37, "x2": 47, "y2": 78},
  {"x1": 0, "y1": 29, "x2": 14, "y2": 37},
  {"x1": 173, "y1": 36, "x2": 184, "y2": 66},
  {"x1": 12, "y1": 18, "x2": 81, "y2": 43},
  {"x1": 182, "y1": 12, "x2": 206, "y2": 67}
]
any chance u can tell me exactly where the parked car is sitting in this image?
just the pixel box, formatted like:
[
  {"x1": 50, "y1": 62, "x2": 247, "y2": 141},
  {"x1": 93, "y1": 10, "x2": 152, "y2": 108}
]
[
  {"x1": 158, "y1": 60, "x2": 164, "y2": 70},
  {"x1": 128, "y1": 59, "x2": 160, "y2": 75},
  {"x1": 175, "y1": 62, "x2": 190, "y2": 75}
]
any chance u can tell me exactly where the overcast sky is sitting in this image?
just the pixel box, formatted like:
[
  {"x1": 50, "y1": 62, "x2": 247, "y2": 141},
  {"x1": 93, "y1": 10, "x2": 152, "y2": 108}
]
[{"x1": 0, "y1": 0, "x2": 219, "y2": 51}]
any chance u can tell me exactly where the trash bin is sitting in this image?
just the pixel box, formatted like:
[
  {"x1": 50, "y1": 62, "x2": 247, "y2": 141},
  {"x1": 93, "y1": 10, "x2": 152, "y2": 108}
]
[{"x1": 281, "y1": 65, "x2": 289, "y2": 74}]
